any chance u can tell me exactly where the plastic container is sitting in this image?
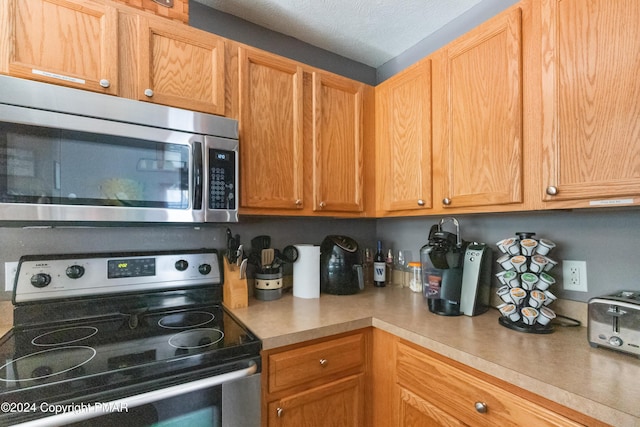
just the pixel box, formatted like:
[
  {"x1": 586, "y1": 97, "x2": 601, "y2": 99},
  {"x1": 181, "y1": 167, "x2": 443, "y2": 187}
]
[{"x1": 408, "y1": 262, "x2": 422, "y2": 293}]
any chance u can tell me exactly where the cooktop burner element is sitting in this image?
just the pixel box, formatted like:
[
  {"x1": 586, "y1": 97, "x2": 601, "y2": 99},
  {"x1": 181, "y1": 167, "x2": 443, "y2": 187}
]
[
  {"x1": 32, "y1": 326, "x2": 99, "y2": 346},
  {"x1": 0, "y1": 346, "x2": 97, "y2": 382},
  {"x1": 158, "y1": 311, "x2": 215, "y2": 329},
  {"x1": 168, "y1": 328, "x2": 224, "y2": 349}
]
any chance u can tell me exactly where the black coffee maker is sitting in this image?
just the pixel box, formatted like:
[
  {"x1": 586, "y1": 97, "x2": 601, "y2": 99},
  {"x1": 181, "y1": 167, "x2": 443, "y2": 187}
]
[
  {"x1": 320, "y1": 235, "x2": 364, "y2": 295},
  {"x1": 421, "y1": 218, "x2": 468, "y2": 316}
]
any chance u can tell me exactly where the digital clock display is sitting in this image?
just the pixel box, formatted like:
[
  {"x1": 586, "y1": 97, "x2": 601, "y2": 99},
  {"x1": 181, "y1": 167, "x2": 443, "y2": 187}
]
[{"x1": 108, "y1": 257, "x2": 156, "y2": 278}]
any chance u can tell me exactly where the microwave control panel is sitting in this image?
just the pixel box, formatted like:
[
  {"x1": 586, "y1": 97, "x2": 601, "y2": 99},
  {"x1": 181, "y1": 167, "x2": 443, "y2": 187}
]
[{"x1": 209, "y1": 149, "x2": 236, "y2": 210}]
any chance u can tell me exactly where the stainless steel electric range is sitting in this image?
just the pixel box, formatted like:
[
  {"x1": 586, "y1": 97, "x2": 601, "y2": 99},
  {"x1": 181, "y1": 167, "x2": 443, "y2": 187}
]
[{"x1": 0, "y1": 249, "x2": 261, "y2": 427}]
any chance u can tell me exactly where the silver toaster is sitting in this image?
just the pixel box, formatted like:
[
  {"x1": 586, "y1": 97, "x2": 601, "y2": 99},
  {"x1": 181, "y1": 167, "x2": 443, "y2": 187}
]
[{"x1": 588, "y1": 291, "x2": 640, "y2": 357}]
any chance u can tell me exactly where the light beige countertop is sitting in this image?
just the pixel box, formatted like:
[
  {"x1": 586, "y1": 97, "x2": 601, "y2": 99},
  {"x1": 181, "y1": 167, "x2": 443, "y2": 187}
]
[{"x1": 229, "y1": 286, "x2": 640, "y2": 427}]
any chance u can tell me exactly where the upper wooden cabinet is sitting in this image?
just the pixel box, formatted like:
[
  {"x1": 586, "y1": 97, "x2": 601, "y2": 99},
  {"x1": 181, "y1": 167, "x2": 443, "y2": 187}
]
[
  {"x1": 0, "y1": 0, "x2": 118, "y2": 94},
  {"x1": 540, "y1": 0, "x2": 640, "y2": 208},
  {"x1": 312, "y1": 72, "x2": 365, "y2": 213},
  {"x1": 238, "y1": 47, "x2": 304, "y2": 210},
  {"x1": 375, "y1": 58, "x2": 433, "y2": 215},
  {"x1": 434, "y1": 5, "x2": 524, "y2": 210},
  {"x1": 137, "y1": 15, "x2": 225, "y2": 115}
]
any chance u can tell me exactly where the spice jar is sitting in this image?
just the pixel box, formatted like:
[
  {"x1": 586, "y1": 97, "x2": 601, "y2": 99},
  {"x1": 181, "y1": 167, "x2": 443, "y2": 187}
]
[{"x1": 408, "y1": 262, "x2": 422, "y2": 293}]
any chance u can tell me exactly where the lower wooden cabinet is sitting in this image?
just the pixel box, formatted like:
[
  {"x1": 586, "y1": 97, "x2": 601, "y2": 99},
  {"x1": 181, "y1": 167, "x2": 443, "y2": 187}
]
[{"x1": 261, "y1": 329, "x2": 370, "y2": 427}]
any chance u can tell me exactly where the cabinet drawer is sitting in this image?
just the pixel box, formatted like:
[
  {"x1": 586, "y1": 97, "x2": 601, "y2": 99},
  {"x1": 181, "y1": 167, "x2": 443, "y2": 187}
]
[
  {"x1": 268, "y1": 333, "x2": 365, "y2": 393},
  {"x1": 396, "y1": 342, "x2": 583, "y2": 427}
]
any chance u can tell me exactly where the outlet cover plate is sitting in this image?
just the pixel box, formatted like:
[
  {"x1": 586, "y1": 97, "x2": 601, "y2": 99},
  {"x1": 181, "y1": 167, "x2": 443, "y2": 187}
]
[
  {"x1": 563, "y1": 260, "x2": 588, "y2": 292},
  {"x1": 4, "y1": 262, "x2": 18, "y2": 292}
]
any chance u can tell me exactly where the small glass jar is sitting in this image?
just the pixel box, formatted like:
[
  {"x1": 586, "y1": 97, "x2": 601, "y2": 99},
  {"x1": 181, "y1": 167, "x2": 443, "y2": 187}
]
[{"x1": 408, "y1": 262, "x2": 422, "y2": 293}]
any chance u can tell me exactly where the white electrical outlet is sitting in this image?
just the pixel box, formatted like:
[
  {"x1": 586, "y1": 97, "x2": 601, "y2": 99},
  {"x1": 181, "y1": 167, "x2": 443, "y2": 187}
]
[
  {"x1": 563, "y1": 260, "x2": 588, "y2": 292},
  {"x1": 4, "y1": 261, "x2": 18, "y2": 292}
]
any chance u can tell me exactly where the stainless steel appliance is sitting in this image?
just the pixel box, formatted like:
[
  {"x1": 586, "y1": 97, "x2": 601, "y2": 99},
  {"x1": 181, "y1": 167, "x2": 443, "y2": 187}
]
[
  {"x1": 0, "y1": 75, "x2": 238, "y2": 223},
  {"x1": 421, "y1": 218, "x2": 492, "y2": 316},
  {"x1": 320, "y1": 235, "x2": 364, "y2": 295},
  {"x1": 0, "y1": 249, "x2": 261, "y2": 426},
  {"x1": 588, "y1": 291, "x2": 640, "y2": 358}
]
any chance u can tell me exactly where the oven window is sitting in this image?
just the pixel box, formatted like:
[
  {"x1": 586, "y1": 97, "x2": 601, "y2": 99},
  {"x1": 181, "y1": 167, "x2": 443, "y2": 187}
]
[
  {"x1": 0, "y1": 122, "x2": 191, "y2": 209},
  {"x1": 68, "y1": 386, "x2": 221, "y2": 427}
]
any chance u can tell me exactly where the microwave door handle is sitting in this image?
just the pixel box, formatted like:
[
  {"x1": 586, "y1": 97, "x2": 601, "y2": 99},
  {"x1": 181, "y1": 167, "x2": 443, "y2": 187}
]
[
  {"x1": 193, "y1": 141, "x2": 203, "y2": 210},
  {"x1": 13, "y1": 361, "x2": 258, "y2": 427},
  {"x1": 54, "y1": 161, "x2": 61, "y2": 190}
]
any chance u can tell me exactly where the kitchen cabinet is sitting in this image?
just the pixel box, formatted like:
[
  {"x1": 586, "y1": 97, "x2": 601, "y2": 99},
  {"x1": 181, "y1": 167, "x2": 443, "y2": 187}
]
[
  {"x1": 371, "y1": 328, "x2": 606, "y2": 427},
  {"x1": 540, "y1": 0, "x2": 640, "y2": 208},
  {"x1": 312, "y1": 71, "x2": 366, "y2": 213},
  {"x1": 375, "y1": 58, "x2": 433, "y2": 215},
  {"x1": 261, "y1": 329, "x2": 370, "y2": 427},
  {"x1": 433, "y1": 4, "x2": 526, "y2": 211},
  {"x1": 232, "y1": 43, "x2": 374, "y2": 217},
  {"x1": 0, "y1": 0, "x2": 119, "y2": 94},
  {"x1": 238, "y1": 47, "x2": 305, "y2": 211},
  {"x1": 136, "y1": 14, "x2": 225, "y2": 115}
]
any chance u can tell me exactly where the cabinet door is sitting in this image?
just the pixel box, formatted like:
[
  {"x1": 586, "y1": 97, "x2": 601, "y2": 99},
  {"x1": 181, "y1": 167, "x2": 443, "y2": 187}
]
[
  {"x1": 438, "y1": 7, "x2": 523, "y2": 209},
  {"x1": 267, "y1": 374, "x2": 365, "y2": 427},
  {"x1": 238, "y1": 48, "x2": 304, "y2": 210},
  {"x1": 376, "y1": 59, "x2": 433, "y2": 214},
  {"x1": 0, "y1": 0, "x2": 118, "y2": 94},
  {"x1": 541, "y1": 0, "x2": 640, "y2": 205},
  {"x1": 137, "y1": 16, "x2": 224, "y2": 115},
  {"x1": 398, "y1": 387, "x2": 468, "y2": 427},
  {"x1": 312, "y1": 72, "x2": 365, "y2": 213}
]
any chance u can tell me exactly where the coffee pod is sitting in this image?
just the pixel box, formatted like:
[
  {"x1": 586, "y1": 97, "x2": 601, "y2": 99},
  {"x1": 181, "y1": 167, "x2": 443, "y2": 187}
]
[
  {"x1": 496, "y1": 270, "x2": 508, "y2": 285},
  {"x1": 497, "y1": 285, "x2": 514, "y2": 303},
  {"x1": 510, "y1": 255, "x2": 527, "y2": 273},
  {"x1": 509, "y1": 287, "x2": 527, "y2": 305},
  {"x1": 499, "y1": 303, "x2": 521, "y2": 322},
  {"x1": 537, "y1": 272, "x2": 556, "y2": 291},
  {"x1": 520, "y1": 272, "x2": 539, "y2": 290},
  {"x1": 529, "y1": 254, "x2": 549, "y2": 273},
  {"x1": 496, "y1": 239, "x2": 508, "y2": 254},
  {"x1": 529, "y1": 290, "x2": 547, "y2": 308},
  {"x1": 521, "y1": 307, "x2": 539, "y2": 325},
  {"x1": 497, "y1": 254, "x2": 514, "y2": 270},
  {"x1": 543, "y1": 290, "x2": 557, "y2": 306},
  {"x1": 502, "y1": 238, "x2": 520, "y2": 255},
  {"x1": 536, "y1": 306, "x2": 556, "y2": 325},
  {"x1": 536, "y1": 239, "x2": 556, "y2": 256},
  {"x1": 543, "y1": 256, "x2": 557, "y2": 272},
  {"x1": 503, "y1": 270, "x2": 519, "y2": 288},
  {"x1": 520, "y1": 238, "x2": 538, "y2": 256}
]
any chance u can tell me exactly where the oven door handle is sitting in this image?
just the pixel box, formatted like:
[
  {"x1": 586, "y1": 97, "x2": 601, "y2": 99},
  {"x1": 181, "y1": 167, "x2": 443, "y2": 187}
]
[{"x1": 13, "y1": 361, "x2": 258, "y2": 427}]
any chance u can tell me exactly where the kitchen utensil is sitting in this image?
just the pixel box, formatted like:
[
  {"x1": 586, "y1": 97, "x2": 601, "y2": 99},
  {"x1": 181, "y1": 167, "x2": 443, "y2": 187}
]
[
  {"x1": 261, "y1": 248, "x2": 275, "y2": 268},
  {"x1": 282, "y1": 245, "x2": 299, "y2": 263},
  {"x1": 251, "y1": 235, "x2": 271, "y2": 251},
  {"x1": 226, "y1": 228, "x2": 240, "y2": 263}
]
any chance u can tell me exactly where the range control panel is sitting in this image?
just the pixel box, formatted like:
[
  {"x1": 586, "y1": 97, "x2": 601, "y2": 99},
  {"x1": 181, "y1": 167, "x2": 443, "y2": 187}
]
[{"x1": 13, "y1": 250, "x2": 220, "y2": 303}]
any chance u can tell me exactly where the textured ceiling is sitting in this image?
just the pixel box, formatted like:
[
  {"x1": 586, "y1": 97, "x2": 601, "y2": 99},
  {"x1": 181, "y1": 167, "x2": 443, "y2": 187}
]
[{"x1": 193, "y1": 0, "x2": 484, "y2": 67}]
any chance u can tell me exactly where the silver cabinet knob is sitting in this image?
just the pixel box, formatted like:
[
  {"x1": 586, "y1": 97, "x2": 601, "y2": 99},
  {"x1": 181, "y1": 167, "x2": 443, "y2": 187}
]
[
  {"x1": 546, "y1": 186, "x2": 559, "y2": 196},
  {"x1": 442, "y1": 197, "x2": 452, "y2": 206},
  {"x1": 474, "y1": 402, "x2": 488, "y2": 414},
  {"x1": 144, "y1": 88, "x2": 154, "y2": 97},
  {"x1": 319, "y1": 201, "x2": 326, "y2": 208},
  {"x1": 417, "y1": 199, "x2": 425, "y2": 206},
  {"x1": 319, "y1": 358, "x2": 327, "y2": 366},
  {"x1": 99, "y1": 79, "x2": 110, "y2": 88},
  {"x1": 276, "y1": 407, "x2": 283, "y2": 417}
]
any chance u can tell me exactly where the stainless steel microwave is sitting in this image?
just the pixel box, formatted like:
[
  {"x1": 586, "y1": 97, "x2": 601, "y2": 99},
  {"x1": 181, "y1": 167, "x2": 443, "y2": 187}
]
[{"x1": 0, "y1": 75, "x2": 238, "y2": 223}]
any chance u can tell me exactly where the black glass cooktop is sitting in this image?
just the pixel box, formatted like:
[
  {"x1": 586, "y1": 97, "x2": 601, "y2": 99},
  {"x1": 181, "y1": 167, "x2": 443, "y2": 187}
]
[{"x1": 0, "y1": 304, "x2": 260, "y2": 405}]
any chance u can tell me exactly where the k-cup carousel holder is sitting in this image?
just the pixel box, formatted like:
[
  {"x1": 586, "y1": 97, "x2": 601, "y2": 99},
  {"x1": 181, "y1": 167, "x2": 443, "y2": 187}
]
[{"x1": 495, "y1": 232, "x2": 558, "y2": 334}]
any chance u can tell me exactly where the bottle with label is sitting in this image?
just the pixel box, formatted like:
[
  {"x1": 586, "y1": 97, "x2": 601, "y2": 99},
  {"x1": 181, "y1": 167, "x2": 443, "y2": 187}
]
[{"x1": 373, "y1": 240, "x2": 386, "y2": 287}]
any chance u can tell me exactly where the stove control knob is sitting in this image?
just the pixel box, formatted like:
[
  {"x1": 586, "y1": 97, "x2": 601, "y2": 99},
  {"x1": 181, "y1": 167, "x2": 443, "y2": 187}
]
[
  {"x1": 30, "y1": 273, "x2": 51, "y2": 288},
  {"x1": 175, "y1": 260, "x2": 189, "y2": 271},
  {"x1": 609, "y1": 336, "x2": 623, "y2": 347},
  {"x1": 66, "y1": 265, "x2": 85, "y2": 279},
  {"x1": 198, "y1": 264, "x2": 212, "y2": 275}
]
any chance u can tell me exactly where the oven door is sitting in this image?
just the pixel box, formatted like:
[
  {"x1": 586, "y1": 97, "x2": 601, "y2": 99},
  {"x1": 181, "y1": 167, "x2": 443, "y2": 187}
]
[
  {"x1": 0, "y1": 103, "x2": 204, "y2": 223},
  {"x1": 13, "y1": 361, "x2": 260, "y2": 427}
]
